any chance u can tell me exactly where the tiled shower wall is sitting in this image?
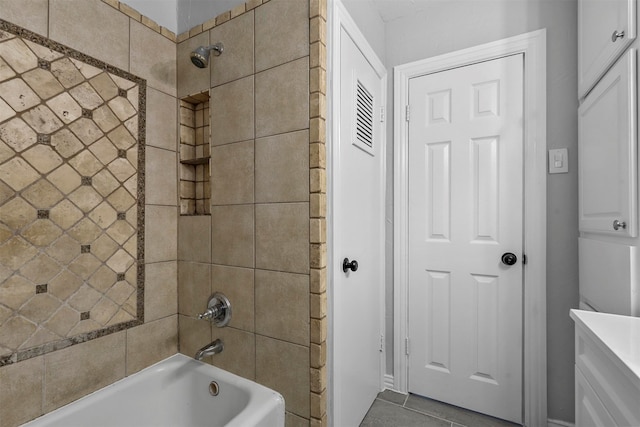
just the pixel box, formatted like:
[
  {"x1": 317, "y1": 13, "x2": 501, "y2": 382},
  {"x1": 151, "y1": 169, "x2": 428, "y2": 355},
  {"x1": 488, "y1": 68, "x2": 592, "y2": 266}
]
[
  {"x1": 175, "y1": 0, "x2": 327, "y2": 426},
  {"x1": 0, "y1": 1, "x2": 178, "y2": 426}
]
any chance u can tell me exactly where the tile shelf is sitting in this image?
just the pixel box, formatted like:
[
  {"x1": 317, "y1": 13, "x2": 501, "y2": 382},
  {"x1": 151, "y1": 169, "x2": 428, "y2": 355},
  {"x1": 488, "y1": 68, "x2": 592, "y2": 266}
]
[{"x1": 180, "y1": 157, "x2": 210, "y2": 166}]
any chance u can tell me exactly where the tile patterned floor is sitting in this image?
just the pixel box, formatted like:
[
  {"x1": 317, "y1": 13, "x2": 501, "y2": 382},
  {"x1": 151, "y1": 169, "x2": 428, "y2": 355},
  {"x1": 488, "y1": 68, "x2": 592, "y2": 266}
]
[{"x1": 360, "y1": 390, "x2": 522, "y2": 427}]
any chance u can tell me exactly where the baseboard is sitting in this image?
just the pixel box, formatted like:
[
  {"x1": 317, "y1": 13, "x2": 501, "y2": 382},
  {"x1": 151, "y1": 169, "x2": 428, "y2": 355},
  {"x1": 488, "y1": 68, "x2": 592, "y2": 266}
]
[
  {"x1": 548, "y1": 418, "x2": 574, "y2": 427},
  {"x1": 383, "y1": 374, "x2": 394, "y2": 390}
]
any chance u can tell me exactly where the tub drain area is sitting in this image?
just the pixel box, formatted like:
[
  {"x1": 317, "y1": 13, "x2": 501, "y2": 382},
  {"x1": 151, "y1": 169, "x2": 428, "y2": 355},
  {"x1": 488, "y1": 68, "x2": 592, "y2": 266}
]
[{"x1": 208, "y1": 381, "x2": 220, "y2": 396}]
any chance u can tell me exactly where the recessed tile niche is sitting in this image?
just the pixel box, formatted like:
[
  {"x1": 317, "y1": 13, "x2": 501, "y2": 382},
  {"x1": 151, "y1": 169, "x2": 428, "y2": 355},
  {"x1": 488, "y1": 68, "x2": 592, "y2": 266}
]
[
  {"x1": 179, "y1": 91, "x2": 210, "y2": 215},
  {"x1": 0, "y1": 20, "x2": 146, "y2": 365}
]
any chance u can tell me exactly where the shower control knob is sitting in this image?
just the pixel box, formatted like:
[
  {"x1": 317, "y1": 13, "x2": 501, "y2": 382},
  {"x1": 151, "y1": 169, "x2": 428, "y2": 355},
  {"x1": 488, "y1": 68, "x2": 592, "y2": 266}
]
[
  {"x1": 501, "y1": 252, "x2": 517, "y2": 266},
  {"x1": 342, "y1": 258, "x2": 358, "y2": 273}
]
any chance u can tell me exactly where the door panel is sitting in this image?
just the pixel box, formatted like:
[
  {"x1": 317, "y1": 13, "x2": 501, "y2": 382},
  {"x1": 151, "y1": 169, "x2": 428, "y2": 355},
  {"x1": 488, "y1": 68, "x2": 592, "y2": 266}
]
[
  {"x1": 333, "y1": 25, "x2": 385, "y2": 427},
  {"x1": 408, "y1": 54, "x2": 523, "y2": 423},
  {"x1": 579, "y1": 49, "x2": 637, "y2": 238}
]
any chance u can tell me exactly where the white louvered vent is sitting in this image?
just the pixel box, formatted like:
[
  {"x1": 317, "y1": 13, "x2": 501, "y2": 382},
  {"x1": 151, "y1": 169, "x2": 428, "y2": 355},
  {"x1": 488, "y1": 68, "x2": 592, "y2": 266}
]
[{"x1": 356, "y1": 80, "x2": 374, "y2": 149}]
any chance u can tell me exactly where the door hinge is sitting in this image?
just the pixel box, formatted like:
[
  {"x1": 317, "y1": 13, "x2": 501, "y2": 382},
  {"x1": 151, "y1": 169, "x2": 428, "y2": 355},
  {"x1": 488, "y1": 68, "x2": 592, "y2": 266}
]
[
  {"x1": 380, "y1": 334, "x2": 384, "y2": 352},
  {"x1": 380, "y1": 106, "x2": 385, "y2": 122},
  {"x1": 405, "y1": 337, "x2": 410, "y2": 355},
  {"x1": 405, "y1": 105, "x2": 410, "y2": 122},
  {"x1": 523, "y1": 254, "x2": 527, "y2": 265}
]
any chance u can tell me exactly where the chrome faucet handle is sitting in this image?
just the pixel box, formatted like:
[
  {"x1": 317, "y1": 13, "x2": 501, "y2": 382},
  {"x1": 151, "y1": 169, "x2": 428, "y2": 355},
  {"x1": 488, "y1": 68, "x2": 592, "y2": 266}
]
[{"x1": 197, "y1": 292, "x2": 232, "y2": 327}]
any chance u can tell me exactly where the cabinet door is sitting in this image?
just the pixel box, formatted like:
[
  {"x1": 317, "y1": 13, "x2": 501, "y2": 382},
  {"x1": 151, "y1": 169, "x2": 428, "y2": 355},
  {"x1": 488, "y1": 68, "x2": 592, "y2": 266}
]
[
  {"x1": 579, "y1": 49, "x2": 637, "y2": 237},
  {"x1": 575, "y1": 367, "x2": 618, "y2": 427},
  {"x1": 578, "y1": 0, "x2": 636, "y2": 97}
]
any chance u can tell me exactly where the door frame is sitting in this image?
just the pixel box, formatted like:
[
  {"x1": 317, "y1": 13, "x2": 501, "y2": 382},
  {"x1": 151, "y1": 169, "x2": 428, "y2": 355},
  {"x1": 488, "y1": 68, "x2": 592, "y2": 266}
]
[
  {"x1": 393, "y1": 30, "x2": 547, "y2": 426},
  {"x1": 327, "y1": 0, "x2": 388, "y2": 425}
]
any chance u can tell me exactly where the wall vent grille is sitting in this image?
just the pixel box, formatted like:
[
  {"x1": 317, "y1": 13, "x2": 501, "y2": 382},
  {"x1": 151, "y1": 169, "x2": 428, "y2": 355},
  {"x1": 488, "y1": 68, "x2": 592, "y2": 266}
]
[{"x1": 356, "y1": 80, "x2": 374, "y2": 148}]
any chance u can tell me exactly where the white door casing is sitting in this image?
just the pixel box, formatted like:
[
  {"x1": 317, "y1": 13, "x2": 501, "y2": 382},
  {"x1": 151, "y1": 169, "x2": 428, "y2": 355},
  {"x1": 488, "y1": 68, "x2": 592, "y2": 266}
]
[
  {"x1": 328, "y1": 2, "x2": 387, "y2": 427},
  {"x1": 407, "y1": 54, "x2": 524, "y2": 423},
  {"x1": 394, "y1": 30, "x2": 547, "y2": 427}
]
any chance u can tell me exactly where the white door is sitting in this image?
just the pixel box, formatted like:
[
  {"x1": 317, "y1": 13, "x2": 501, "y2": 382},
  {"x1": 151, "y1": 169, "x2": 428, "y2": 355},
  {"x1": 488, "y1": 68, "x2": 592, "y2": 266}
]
[
  {"x1": 407, "y1": 54, "x2": 524, "y2": 423},
  {"x1": 333, "y1": 24, "x2": 385, "y2": 427},
  {"x1": 578, "y1": 49, "x2": 637, "y2": 238}
]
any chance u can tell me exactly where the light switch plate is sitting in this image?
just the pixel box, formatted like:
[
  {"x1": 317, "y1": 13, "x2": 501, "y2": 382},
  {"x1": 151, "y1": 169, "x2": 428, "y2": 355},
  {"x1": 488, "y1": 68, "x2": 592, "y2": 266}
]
[{"x1": 548, "y1": 148, "x2": 568, "y2": 174}]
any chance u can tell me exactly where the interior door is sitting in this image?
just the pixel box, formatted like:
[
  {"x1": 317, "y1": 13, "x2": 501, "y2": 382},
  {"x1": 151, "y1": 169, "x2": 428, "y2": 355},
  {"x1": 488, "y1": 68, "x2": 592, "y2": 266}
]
[
  {"x1": 407, "y1": 54, "x2": 524, "y2": 423},
  {"x1": 333, "y1": 25, "x2": 385, "y2": 427},
  {"x1": 578, "y1": 49, "x2": 637, "y2": 238}
]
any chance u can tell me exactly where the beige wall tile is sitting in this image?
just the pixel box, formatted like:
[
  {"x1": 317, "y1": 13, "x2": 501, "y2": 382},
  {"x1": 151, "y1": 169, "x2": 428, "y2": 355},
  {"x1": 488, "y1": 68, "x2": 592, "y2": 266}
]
[
  {"x1": 210, "y1": 76, "x2": 254, "y2": 146},
  {"x1": 255, "y1": 130, "x2": 309, "y2": 203},
  {"x1": 287, "y1": 412, "x2": 310, "y2": 427},
  {"x1": 0, "y1": 0, "x2": 49, "y2": 36},
  {"x1": 210, "y1": 11, "x2": 254, "y2": 87},
  {"x1": 178, "y1": 261, "x2": 211, "y2": 317},
  {"x1": 177, "y1": 32, "x2": 210, "y2": 98},
  {"x1": 255, "y1": 0, "x2": 309, "y2": 72},
  {"x1": 211, "y1": 204, "x2": 254, "y2": 268},
  {"x1": 145, "y1": 205, "x2": 177, "y2": 263},
  {"x1": 146, "y1": 146, "x2": 177, "y2": 206},
  {"x1": 255, "y1": 57, "x2": 309, "y2": 138},
  {"x1": 256, "y1": 203, "x2": 309, "y2": 273},
  {"x1": 44, "y1": 331, "x2": 126, "y2": 412},
  {"x1": 146, "y1": 88, "x2": 177, "y2": 151},
  {"x1": 256, "y1": 335, "x2": 309, "y2": 418},
  {"x1": 178, "y1": 216, "x2": 211, "y2": 262},
  {"x1": 0, "y1": 356, "x2": 43, "y2": 426},
  {"x1": 49, "y1": 0, "x2": 130, "y2": 71},
  {"x1": 211, "y1": 140, "x2": 254, "y2": 205},
  {"x1": 144, "y1": 261, "x2": 177, "y2": 322},
  {"x1": 211, "y1": 265, "x2": 254, "y2": 332},
  {"x1": 209, "y1": 327, "x2": 255, "y2": 380},
  {"x1": 126, "y1": 315, "x2": 178, "y2": 375},
  {"x1": 255, "y1": 269, "x2": 309, "y2": 345},
  {"x1": 178, "y1": 314, "x2": 211, "y2": 358},
  {"x1": 130, "y1": 20, "x2": 176, "y2": 96}
]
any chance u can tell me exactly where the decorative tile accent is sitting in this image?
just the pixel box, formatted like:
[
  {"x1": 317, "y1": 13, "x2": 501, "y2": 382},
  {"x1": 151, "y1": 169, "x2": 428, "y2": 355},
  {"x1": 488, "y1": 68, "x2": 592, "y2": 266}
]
[{"x1": 0, "y1": 19, "x2": 146, "y2": 365}]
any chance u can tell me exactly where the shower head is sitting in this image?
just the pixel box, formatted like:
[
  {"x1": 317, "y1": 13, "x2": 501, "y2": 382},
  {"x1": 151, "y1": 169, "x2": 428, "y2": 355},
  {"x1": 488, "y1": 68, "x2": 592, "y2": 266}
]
[{"x1": 190, "y1": 43, "x2": 224, "y2": 68}]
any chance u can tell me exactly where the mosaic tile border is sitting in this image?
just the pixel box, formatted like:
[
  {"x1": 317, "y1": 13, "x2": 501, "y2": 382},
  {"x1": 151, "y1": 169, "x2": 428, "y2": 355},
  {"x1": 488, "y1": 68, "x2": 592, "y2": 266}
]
[{"x1": 0, "y1": 19, "x2": 147, "y2": 367}]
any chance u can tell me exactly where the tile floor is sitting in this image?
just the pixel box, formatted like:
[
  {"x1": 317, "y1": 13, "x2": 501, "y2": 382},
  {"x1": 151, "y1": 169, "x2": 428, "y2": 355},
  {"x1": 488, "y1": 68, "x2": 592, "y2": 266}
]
[{"x1": 360, "y1": 390, "x2": 522, "y2": 427}]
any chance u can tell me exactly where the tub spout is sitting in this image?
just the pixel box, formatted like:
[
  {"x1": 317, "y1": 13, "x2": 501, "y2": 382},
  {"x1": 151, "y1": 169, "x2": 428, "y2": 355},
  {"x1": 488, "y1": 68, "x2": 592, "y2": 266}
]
[{"x1": 195, "y1": 339, "x2": 224, "y2": 361}]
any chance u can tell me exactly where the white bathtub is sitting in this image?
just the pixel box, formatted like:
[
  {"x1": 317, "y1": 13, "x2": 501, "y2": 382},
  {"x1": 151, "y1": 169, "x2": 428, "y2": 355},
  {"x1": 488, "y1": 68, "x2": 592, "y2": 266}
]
[{"x1": 21, "y1": 354, "x2": 285, "y2": 427}]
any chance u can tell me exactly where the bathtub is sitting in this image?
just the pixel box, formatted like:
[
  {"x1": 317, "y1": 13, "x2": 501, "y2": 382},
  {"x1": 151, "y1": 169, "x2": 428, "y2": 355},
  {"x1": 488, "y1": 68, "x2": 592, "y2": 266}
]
[{"x1": 21, "y1": 353, "x2": 285, "y2": 427}]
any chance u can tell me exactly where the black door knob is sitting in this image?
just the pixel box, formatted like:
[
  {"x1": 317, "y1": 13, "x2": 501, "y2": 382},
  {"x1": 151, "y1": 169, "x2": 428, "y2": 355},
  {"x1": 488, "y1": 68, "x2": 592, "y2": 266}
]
[
  {"x1": 343, "y1": 258, "x2": 358, "y2": 273},
  {"x1": 501, "y1": 252, "x2": 517, "y2": 266}
]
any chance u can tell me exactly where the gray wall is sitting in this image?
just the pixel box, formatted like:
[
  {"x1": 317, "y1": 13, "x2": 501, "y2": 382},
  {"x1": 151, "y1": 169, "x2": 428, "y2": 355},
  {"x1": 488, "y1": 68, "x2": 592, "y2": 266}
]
[{"x1": 344, "y1": 0, "x2": 579, "y2": 423}]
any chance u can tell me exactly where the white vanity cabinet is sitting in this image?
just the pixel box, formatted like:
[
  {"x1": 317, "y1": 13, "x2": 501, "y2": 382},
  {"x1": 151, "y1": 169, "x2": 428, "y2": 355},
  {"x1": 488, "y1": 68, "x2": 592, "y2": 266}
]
[
  {"x1": 578, "y1": 0, "x2": 636, "y2": 97},
  {"x1": 578, "y1": 49, "x2": 637, "y2": 238},
  {"x1": 572, "y1": 310, "x2": 640, "y2": 427}
]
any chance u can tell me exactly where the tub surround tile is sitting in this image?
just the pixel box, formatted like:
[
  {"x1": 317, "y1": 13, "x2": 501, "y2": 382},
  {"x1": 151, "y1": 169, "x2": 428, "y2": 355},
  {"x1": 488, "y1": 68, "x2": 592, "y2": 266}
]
[
  {"x1": 211, "y1": 265, "x2": 254, "y2": 332},
  {"x1": 256, "y1": 335, "x2": 310, "y2": 418},
  {"x1": 130, "y1": 20, "x2": 176, "y2": 96},
  {"x1": 178, "y1": 261, "x2": 211, "y2": 317},
  {"x1": 210, "y1": 76, "x2": 254, "y2": 146},
  {"x1": 255, "y1": 57, "x2": 309, "y2": 138},
  {"x1": 49, "y1": 0, "x2": 130, "y2": 71},
  {"x1": 44, "y1": 331, "x2": 126, "y2": 412},
  {"x1": 211, "y1": 204, "x2": 255, "y2": 268},
  {"x1": 178, "y1": 314, "x2": 211, "y2": 359},
  {"x1": 0, "y1": 355, "x2": 43, "y2": 426},
  {"x1": 177, "y1": 31, "x2": 210, "y2": 98},
  {"x1": 178, "y1": 216, "x2": 211, "y2": 262},
  {"x1": 255, "y1": 130, "x2": 309, "y2": 203},
  {"x1": 146, "y1": 146, "x2": 177, "y2": 205},
  {"x1": 144, "y1": 262, "x2": 177, "y2": 322},
  {"x1": 210, "y1": 140, "x2": 254, "y2": 205},
  {"x1": 146, "y1": 87, "x2": 177, "y2": 151},
  {"x1": 255, "y1": 270, "x2": 309, "y2": 346},
  {"x1": 256, "y1": 203, "x2": 309, "y2": 273},
  {"x1": 126, "y1": 315, "x2": 178, "y2": 375},
  {"x1": 0, "y1": 0, "x2": 48, "y2": 36},
  {"x1": 210, "y1": 11, "x2": 254, "y2": 88},
  {"x1": 209, "y1": 326, "x2": 255, "y2": 380},
  {"x1": 286, "y1": 412, "x2": 310, "y2": 427},
  {"x1": 254, "y1": 0, "x2": 309, "y2": 72},
  {"x1": 145, "y1": 206, "x2": 177, "y2": 263}
]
